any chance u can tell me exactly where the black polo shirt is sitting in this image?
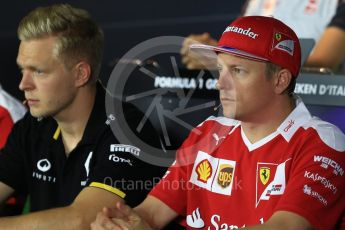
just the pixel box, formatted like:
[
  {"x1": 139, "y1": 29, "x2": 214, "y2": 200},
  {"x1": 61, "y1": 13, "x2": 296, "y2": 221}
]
[{"x1": 0, "y1": 82, "x2": 167, "y2": 211}]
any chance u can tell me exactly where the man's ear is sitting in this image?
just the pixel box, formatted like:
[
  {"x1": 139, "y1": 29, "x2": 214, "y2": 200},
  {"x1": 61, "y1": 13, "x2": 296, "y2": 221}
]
[
  {"x1": 74, "y1": 61, "x2": 91, "y2": 87},
  {"x1": 274, "y1": 69, "x2": 292, "y2": 94}
]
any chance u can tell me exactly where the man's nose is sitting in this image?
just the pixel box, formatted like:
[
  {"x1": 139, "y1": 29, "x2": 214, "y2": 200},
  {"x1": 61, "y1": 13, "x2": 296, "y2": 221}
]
[
  {"x1": 19, "y1": 71, "x2": 34, "y2": 91},
  {"x1": 216, "y1": 71, "x2": 233, "y2": 90}
]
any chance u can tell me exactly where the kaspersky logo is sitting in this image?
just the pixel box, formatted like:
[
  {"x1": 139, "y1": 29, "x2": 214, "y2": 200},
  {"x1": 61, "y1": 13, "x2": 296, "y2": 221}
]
[
  {"x1": 196, "y1": 159, "x2": 212, "y2": 183},
  {"x1": 190, "y1": 151, "x2": 236, "y2": 196}
]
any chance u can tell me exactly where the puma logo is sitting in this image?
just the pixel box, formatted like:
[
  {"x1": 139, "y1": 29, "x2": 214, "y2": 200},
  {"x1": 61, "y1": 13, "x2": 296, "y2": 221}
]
[{"x1": 213, "y1": 133, "x2": 226, "y2": 145}]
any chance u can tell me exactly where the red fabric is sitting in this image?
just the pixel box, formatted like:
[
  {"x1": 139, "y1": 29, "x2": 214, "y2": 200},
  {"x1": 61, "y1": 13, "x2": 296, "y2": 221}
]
[
  {"x1": 192, "y1": 16, "x2": 301, "y2": 76},
  {"x1": 150, "y1": 113, "x2": 345, "y2": 229},
  {"x1": 0, "y1": 106, "x2": 14, "y2": 148}
]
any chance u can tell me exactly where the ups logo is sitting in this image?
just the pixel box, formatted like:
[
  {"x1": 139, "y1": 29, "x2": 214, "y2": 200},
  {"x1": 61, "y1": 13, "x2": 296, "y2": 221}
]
[{"x1": 217, "y1": 164, "x2": 234, "y2": 188}]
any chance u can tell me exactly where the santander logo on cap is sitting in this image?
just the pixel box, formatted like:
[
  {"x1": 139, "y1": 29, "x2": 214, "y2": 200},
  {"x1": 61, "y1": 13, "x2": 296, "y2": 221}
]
[
  {"x1": 189, "y1": 16, "x2": 301, "y2": 77},
  {"x1": 223, "y1": 26, "x2": 259, "y2": 39}
]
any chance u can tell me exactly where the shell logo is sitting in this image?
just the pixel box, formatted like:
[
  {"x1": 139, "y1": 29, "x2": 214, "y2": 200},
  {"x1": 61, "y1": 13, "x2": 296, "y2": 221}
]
[{"x1": 196, "y1": 159, "x2": 212, "y2": 183}]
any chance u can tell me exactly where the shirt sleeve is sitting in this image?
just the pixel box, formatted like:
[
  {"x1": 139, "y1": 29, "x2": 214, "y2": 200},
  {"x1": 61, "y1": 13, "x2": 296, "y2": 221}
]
[
  {"x1": 329, "y1": 2, "x2": 345, "y2": 30},
  {"x1": 86, "y1": 129, "x2": 166, "y2": 207},
  {"x1": 275, "y1": 131, "x2": 345, "y2": 230},
  {"x1": 0, "y1": 113, "x2": 29, "y2": 193},
  {"x1": 149, "y1": 122, "x2": 207, "y2": 216},
  {"x1": 149, "y1": 149, "x2": 189, "y2": 216},
  {"x1": 0, "y1": 106, "x2": 14, "y2": 148},
  {"x1": 87, "y1": 101, "x2": 168, "y2": 207}
]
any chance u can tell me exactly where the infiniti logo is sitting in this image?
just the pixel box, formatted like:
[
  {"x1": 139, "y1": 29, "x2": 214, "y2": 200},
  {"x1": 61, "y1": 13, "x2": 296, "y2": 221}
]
[{"x1": 37, "y1": 159, "x2": 51, "y2": 172}]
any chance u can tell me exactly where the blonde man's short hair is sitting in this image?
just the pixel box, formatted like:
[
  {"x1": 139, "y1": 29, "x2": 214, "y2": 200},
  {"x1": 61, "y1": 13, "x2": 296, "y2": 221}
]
[{"x1": 18, "y1": 4, "x2": 104, "y2": 82}]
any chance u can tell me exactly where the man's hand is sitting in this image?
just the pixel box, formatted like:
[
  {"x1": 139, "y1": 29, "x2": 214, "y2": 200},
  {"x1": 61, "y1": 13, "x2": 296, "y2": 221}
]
[{"x1": 90, "y1": 202, "x2": 153, "y2": 230}]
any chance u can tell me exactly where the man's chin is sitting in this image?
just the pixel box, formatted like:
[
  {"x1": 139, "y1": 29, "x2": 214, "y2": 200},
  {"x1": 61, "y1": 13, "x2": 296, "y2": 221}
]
[
  {"x1": 29, "y1": 110, "x2": 49, "y2": 118},
  {"x1": 222, "y1": 108, "x2": 235, "y2": 119}
]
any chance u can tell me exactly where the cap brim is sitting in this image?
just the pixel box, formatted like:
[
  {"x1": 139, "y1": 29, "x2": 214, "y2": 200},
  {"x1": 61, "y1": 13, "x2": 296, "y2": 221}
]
[{"x1": 190, "y1": 44, "x2": 269, "y2": 62}]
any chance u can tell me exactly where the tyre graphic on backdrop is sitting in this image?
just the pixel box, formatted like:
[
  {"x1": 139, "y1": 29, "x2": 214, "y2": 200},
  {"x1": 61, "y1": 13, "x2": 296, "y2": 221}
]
[{"x1": 106, "y1": 36, "x2": 221, "y2": 167}]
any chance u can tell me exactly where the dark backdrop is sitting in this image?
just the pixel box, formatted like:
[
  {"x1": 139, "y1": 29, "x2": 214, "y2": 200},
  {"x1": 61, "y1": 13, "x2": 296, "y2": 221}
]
[{"x1": 0, "y1": 0, "x2": 244, "y2": 100}]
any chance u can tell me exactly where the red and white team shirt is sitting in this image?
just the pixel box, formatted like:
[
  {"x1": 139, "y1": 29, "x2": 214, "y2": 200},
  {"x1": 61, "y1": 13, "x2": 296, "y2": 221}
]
[
  {"x1": 150, "y1": 98, "x2": 345, "y2": 230},
  {"x1": 0, "y1": 86, "x2": 26, "y2": 148}
]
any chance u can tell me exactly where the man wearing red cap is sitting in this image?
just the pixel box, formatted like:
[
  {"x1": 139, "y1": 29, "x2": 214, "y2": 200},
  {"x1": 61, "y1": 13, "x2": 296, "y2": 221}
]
[{"x1": 91, "y1": 16, "x2": 345, "y2": 230}]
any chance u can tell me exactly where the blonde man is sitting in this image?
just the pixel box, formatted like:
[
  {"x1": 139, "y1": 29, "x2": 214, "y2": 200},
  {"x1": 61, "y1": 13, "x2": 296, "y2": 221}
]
[{"x1": 0, "y1": 4, "x2": 165, "y2": 229}]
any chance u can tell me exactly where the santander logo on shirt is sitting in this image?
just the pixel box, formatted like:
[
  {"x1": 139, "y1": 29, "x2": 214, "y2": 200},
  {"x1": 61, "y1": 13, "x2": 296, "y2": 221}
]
[{"x1": 186, "y1": 207, "x2": 264, "y2": 229}]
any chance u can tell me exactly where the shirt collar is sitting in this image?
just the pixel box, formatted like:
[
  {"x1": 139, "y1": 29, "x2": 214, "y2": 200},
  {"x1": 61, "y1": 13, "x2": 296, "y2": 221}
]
[
  {"x1": 51, "y1": 81, "x2": 107, "y2": 145},
  {"x1": 277, "y1": 96, "x2": 312, "y2": 142},
  {"x1": 79, "y1": 81, "x2": 107, "y2": 145}
]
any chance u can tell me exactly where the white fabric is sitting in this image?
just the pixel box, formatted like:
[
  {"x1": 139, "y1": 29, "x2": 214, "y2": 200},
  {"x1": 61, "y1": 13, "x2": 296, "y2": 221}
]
[
  {"x1": 244, "y1": 0, "x2": 338, "y2": 42},
  {"x1": 0, "y1": 85, "x2": 26, "y2": 122}
]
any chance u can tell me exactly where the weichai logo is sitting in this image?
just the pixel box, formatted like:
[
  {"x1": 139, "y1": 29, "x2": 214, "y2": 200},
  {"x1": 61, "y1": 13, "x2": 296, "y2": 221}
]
[
  {"x1": 217, "y1": 164, "x2": 234, "y2": 188},
  {"x1": 196, "y1": 159, "x2": 212, "y2": 183}
]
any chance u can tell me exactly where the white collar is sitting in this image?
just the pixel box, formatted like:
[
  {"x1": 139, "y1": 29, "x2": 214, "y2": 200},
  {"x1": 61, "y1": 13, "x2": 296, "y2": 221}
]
[
  {"x1": 277, "y1": 96, "x2": 312, "y2": 142},
  {"x1": 239, "y1": 96, "x2": 312, "y2": 151}
]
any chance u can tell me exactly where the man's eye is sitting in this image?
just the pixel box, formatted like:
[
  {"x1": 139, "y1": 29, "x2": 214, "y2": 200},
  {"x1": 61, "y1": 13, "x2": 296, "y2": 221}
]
[
  {"x1": 34, "y1": 70, "x2": 44, "y2": 76},
  {"x1": 231, "y1": 67, "x2": 244, "y2": 75}
]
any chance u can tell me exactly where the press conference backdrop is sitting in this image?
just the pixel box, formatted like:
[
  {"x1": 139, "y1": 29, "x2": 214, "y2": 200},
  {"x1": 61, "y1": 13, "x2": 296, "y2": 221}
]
[
  {"x1": 0, "y1": 0, "x2": 243, "y2": 100},
  {"x1": 116, "y1": 65, "x2": 345, "y2": 150},
  {"x1": 295, "y1": 73, "x2": 345, "y2": 133},
  {"x1": 1, "y1": 1, "x2": 344, "y2": 150}
]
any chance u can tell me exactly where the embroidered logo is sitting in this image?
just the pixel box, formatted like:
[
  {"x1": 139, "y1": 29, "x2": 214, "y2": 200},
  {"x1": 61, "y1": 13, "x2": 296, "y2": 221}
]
[
  {"x1": 186, "y1": 208, "x2": 205, "y2": 228},
  {"x1": 259, "y1": 167, "x2": 270, "y2": 185},
  {"x1": 37, "y1": 159, "x2": 51, "y2": 172},
  {"x1": 217, "y1": 164, "x2": 234, "y2": 188},
  {"x1": 110, "y1": 144, "x2": 140, "y2": 156},
  {"x1": 283, "y1": 120, "x2": 295, "y2": 132},
  {"x1": 272, "y1": 31, "x2": 295, "y2": 56},
  {"x1": 196, "y1": 159, "x2": 212, "y2": 183},
  {"x1": 212, "y1": 133, "x2": 226, "y2": 146},
  {"x1": 275, "y1": 33, "x2": 282, "y2": 41},
  {"x1": 223, "y1": 26, "x2": 259, "y2": 39},
  {"x1": 190, "y1": 151, "x2": 236, "y2": 196},
  {"x1": 256, "y1": 159, "x2": 291, "y2": 207},
  {"x1": 33, "y1": 158, "x2": 56, "y2": 183},
  {"x1": 314, "y1": 155, "x2": 344, "y2": 176},
  {"x1": 303, "y1": 184, "x2": 328, "y2": 206},
  {"x1": 81, "y1": 151, "x2": 93, "y2": 186}
]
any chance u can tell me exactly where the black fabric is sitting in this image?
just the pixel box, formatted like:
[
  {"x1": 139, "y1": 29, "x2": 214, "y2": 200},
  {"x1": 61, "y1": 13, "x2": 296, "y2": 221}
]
[
  {"x1": 0, "y1": 82, "x2": 168, "y2": 211},
  {"x1": 329, "y1": 2, "x2": 345, "y2": 29}
]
